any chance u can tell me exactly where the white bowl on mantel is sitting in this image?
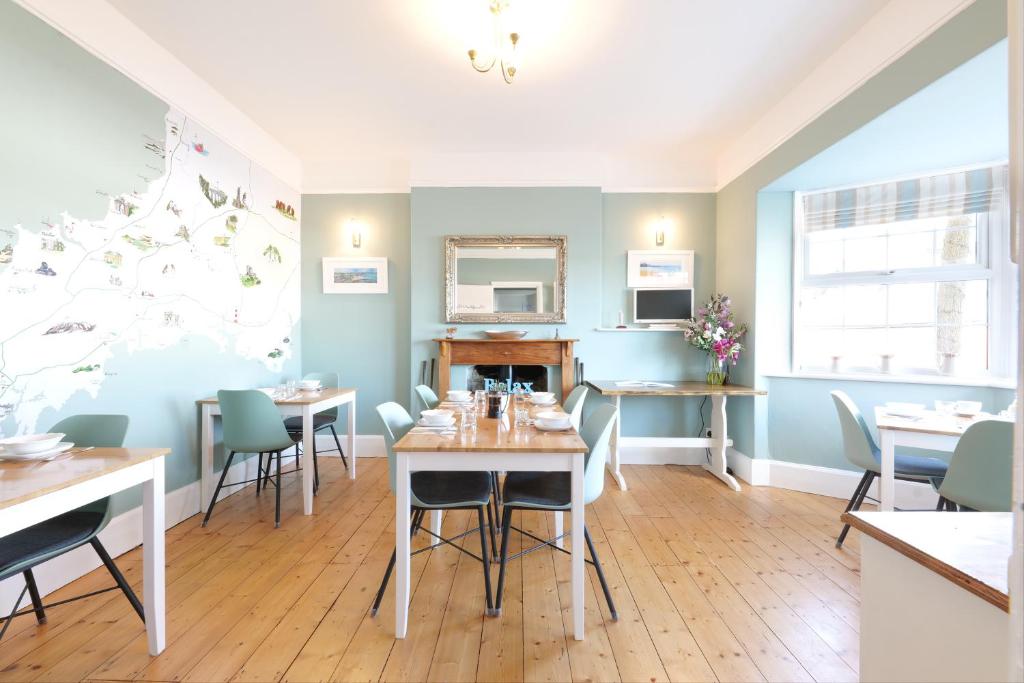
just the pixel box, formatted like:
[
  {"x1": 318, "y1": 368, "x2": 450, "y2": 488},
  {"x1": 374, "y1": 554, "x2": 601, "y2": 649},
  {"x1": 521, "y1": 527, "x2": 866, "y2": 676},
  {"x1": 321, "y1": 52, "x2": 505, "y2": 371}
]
[
  {"x1": 0, "y1": 433, "x2": 65, "y2": 455},
  {"x1": 483, "y1": 330, "x2": 528, "y2": 340}
]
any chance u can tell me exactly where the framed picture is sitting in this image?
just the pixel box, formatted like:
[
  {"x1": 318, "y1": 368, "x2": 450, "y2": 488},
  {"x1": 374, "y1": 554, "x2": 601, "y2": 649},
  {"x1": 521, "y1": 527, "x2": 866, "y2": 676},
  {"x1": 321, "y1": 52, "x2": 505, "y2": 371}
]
[
  {"x1": 626, "y1": 250, "x2": 693, "y2": 288},
  {"x1": 322, "y1": 256, "x2": 388, "y2": 294}
]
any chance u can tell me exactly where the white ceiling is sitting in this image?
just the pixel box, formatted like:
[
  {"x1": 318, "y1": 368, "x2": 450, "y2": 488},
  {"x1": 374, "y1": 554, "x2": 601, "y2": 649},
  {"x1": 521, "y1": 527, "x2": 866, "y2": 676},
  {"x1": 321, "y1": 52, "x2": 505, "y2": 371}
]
[{"x1": 107, "y1": 0, "x2": 889, "y2": 191}]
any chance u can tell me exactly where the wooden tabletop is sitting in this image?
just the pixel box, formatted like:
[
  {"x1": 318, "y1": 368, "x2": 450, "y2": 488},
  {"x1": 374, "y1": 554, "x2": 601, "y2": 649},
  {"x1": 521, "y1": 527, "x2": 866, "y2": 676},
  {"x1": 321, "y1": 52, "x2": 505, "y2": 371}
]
[
  {"x1": 874, "y1": 407, "x2": 1003, "y2": 436},
  {"x1": 842, "y1": 511, "x2": 1011, "y2": 612},
  {"x1": 394, "y1": 401, "x2": 587, "y2": 453},
  {"x1": 0, "y1": 447, "x2": 169, "y2": 510},
  {"x1": 433, "y1": 338, "x2": 578, "y2": 343},
  {"x1": 196, "y1": 387, "x2": 356, "y2": 405},
  {"x1": 584, "y1": 380, "x2": 766, "y2": 397}
]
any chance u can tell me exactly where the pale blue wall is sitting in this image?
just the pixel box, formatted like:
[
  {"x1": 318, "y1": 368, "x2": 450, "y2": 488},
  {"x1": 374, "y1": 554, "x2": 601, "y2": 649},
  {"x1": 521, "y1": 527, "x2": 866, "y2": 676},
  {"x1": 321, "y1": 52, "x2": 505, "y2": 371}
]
[
  {"x1": 300, "y1": 194, "x2": 411, "y2": 436},
  {"x1": 0, "y1": 2, "x2": 302, "y2": 515},
  {"x1": 717, "y1": 0, "x2": 1009, "y2": 463}
]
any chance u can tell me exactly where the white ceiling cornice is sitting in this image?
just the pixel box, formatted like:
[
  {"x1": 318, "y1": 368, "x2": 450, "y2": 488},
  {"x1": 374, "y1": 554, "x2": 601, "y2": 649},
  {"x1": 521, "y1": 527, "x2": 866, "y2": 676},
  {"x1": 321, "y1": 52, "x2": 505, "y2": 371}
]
[
  {"x1": 14, "y1": 0, "x2": 304, "y2": 190},
  {"x1": 714, "y1": 0, "x2": 976, "y2": 190}
]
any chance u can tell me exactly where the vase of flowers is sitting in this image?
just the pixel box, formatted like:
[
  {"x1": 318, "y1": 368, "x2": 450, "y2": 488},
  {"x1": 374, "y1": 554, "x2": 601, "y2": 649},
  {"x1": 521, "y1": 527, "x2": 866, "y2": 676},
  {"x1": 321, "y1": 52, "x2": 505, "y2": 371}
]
[{"x1": 681, "y1": 293, "x2": 748, "y2": 385}]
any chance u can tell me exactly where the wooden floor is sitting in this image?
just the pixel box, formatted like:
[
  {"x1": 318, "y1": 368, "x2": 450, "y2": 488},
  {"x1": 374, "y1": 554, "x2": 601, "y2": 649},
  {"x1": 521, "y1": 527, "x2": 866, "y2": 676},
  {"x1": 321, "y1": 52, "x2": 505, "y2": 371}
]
[{"x1": 0, "y1": 459, "x2": 869, "y2": 682}]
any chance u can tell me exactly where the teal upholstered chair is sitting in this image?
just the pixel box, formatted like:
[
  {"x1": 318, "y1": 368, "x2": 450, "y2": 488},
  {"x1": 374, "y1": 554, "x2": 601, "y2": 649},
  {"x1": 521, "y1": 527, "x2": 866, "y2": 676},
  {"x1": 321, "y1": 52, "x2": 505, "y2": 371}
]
[
  {"x1": 494, "y1": 402, "x2": 619, "y2": 620},
  {"x1": 935, "y1": 419, "x2": 1013, "y2": 512},
  {"x1": 0, "y1": 415, "x2": 139, "y2": 641},
  {"x1": 203, "y1": 390, "x2": 297, "y2": 528},
  {"x1": 283, "y1": 372, "x2": 347, "y2": 490},
  {"x1": 831, "y1": 391, "x2": 949, "y2": 547},
  {"x1": 370, "y1": 402, "x2": 496, "y2": 616},
  {"x1": 562, "y1": 385, "x2": 589, "y2": 430},
  {"x1": 414, "y1": 384, "x2": 440, "y2": 412}
]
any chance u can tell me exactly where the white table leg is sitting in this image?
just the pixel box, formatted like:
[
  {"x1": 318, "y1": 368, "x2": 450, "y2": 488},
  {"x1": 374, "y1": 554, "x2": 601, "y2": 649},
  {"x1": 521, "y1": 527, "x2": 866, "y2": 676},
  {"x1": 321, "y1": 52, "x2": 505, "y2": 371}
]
[
  {"x1": 395, "y1": 453, "x2": 411, "y2": 638},
  {"x1": 200, "y1": 404, "x2": 214, "y2": 512},
  {"x1": 302, "y1": 404, "x2": 315, "y2": 515},
  {"x1": 348, "y1": 395, "x2": 357, "y2": 479},
  {"x1": 143, "y1": 457, "x2": 166, "y2": 655},
  {"x1": 607, "y1": 395, "x2": 628, "y2": 490},
  {"x1": 879, "y1": 429, "x2": 896, "y2": 511},
  {"x1": 554, "y1": 511, "x2": 564, "y2": 549},
  {"x1": 571, "y1": 451, "x2": 585, "y2": 640},
  {"x1": 703, "y1": 394, "x2": 741, "y2": 491},
  {"x1": 431, "y1": 510, "x2": 442, "y2": 548}
]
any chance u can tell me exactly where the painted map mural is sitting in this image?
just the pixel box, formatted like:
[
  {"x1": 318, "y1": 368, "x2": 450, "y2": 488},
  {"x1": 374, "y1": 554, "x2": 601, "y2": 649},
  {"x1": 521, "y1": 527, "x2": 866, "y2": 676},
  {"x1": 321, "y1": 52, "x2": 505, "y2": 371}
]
[{"x1": 0, "y1": 110, "x2": 300, "y2": 434}]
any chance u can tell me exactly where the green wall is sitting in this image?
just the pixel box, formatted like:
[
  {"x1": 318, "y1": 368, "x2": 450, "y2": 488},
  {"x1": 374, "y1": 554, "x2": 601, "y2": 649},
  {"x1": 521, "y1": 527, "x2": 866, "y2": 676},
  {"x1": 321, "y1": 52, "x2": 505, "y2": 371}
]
[
  {"x1": 300, "y1": 189, "x2": 718, "y2": 439},
  {"x1": 299, "y1": 194, "x2": 411, "y2": 435},
  {"x1": 0, "y1": 1, "x2": 302, "y2": 514},
  {"x1": 716, "y1": 0, "x2": 1009, "y2": 461}
]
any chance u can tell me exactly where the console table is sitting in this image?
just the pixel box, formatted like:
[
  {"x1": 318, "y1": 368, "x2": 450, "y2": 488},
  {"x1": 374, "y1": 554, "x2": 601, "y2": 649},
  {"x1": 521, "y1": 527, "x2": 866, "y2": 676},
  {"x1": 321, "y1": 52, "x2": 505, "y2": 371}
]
[
  {"x1": 584, "y1": 380, "x2": 766, "y2": 491},
  {"x1": 434, "y1": 338, "x2": 577, "y2": 399}
]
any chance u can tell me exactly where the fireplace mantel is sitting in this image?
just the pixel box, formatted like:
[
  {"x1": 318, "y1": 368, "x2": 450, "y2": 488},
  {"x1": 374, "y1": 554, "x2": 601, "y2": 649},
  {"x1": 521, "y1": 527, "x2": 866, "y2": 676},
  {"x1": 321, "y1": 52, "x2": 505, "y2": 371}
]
[{"x1": 433, "y1": 338, "x2": 578, "y2": 398}]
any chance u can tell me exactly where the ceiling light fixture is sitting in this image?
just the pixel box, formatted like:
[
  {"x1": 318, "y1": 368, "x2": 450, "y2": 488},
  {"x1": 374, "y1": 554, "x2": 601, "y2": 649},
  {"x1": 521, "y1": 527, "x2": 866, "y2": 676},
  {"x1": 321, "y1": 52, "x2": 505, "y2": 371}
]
[{"x1": 467, "y1": 1, "x2": 519, "y2": 84}]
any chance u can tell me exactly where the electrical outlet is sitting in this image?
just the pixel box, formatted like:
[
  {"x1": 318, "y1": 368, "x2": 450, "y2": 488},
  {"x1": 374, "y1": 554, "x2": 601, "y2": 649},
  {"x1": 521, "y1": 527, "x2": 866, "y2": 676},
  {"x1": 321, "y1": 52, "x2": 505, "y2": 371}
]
[{"x1": 705, "y1": 429, "x2": 713, "y2": 438}]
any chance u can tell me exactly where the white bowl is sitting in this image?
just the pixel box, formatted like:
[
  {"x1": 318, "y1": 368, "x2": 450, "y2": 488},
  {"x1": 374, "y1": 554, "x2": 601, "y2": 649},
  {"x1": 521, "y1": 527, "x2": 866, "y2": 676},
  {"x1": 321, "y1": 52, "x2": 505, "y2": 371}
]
[
  {"x1": 299, "y1": 380, "x2": 322, "y2": 390},
  {"x1": 446, "y1": 391, "x2": 471, "y2": 402},
  {"x1": 954, "y1": 400, "x2": 983, "y2": 416},
  {"x1": 530, "y1": 392, "x2": 554, "y2": 400},
  {"x1": 535, "y1": 411, "x2": 570, "y2": 429},
  {"x1": 421, "y1": 409, "x2": 454, "y2": 425},
  {"x1": 531, "y1": 395, "x2": 556, "y2": 405},
  {"x1": 0, "y1": 433, "x2": 65, "y2": 455}
]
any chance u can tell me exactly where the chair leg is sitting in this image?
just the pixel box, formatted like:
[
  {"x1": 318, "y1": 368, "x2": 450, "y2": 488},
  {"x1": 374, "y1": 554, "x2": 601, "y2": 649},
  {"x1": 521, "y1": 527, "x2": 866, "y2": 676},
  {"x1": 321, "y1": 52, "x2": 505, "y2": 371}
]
[
  {"x1": 0, "y1": 584, "x2": 28, "y2": 641},
  {"x1": 584, "y1": 526, "x2": 617, "y2": 621},
  {"x1": 836, "y1": 471, "x2": 873, "y2": 548},
  {"x1": 91, "y1": 538, "x2": 144, "y2": 623},
  {"x1": 274, "y1": 451, "x2": 283, "y2": 528},
  {"x1": 477, "y1": 507, "x2": 495, "y2": 614},
  {"x1": 23, "y1": 569, "x2": 46, "y2": 624},
  {"x1": 371, "y1": 511, "x2": 421, "y2": 616},
  {"x1": 947, "y1": 499, "x2": 959, "y2": 511},
  {"x1": 491, "y1": 473, "x2": 502, "y2": 536},
  {"x1": 313, "y1": 439, "x2": 320, "y2": 496},
  {"x1": 485, "y1": 496, "x2": 498, "y2": 562},
  {"x1": 936, "y1": 496, "x2": 947, "y2": 511},
  {"x1": 329, "y1": 424, "x2": 348, "y2": 470},
  {"x1": 203, "y1": 450, "x2": 237, "y2": 527},
  {"x1": 494, "y1": 506, "x2": 513, "y2": 614}
]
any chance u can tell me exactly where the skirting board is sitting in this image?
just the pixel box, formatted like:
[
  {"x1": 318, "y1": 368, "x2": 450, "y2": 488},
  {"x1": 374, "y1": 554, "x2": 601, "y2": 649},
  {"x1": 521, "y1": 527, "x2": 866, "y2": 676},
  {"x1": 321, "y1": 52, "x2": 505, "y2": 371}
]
[
  {"x1": 726, "y1": 448, "x2": 939, "y2": 509},
  {"x1": 0, "y1": 434, "x2": 385, "y2": 613},
  {"x1": 619, "y1": 440, "x2": 937, "y2": 508}
]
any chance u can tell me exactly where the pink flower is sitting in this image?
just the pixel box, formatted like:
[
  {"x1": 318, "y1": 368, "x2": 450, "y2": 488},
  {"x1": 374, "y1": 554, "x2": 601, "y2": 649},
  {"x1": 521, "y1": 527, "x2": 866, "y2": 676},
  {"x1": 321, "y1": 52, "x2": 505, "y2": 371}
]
[{"x1": 723, "y1": 321, "x2": 734, "y2": 329}]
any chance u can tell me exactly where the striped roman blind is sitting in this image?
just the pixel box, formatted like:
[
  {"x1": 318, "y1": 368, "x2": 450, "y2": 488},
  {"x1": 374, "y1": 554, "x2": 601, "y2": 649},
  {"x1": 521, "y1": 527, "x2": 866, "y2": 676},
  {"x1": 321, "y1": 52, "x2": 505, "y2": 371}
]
[{"x1": 801, "y1": 164, "x2": 1008, "y2": 232}]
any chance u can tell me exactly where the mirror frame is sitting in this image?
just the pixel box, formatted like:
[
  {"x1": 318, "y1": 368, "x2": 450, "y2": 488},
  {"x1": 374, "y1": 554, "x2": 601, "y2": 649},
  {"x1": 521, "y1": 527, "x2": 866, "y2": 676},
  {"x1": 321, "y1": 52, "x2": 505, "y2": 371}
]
[{"x1": 444, "y1": 234, "x2": 567, "y2": 323}]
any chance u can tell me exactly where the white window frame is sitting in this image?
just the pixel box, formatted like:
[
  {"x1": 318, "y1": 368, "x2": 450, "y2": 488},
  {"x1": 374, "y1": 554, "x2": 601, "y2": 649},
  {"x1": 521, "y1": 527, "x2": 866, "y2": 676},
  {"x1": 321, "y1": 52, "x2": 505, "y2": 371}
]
[{"x1": 792, "y1": 180, "x2": 1015, "y2": 380}]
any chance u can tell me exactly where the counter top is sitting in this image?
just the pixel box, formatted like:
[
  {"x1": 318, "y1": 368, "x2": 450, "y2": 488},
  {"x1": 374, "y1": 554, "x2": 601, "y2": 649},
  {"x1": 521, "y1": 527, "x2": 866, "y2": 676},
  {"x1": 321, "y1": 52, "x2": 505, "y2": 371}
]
[{"x1": 842, "y1": 511, "x2": 1011, "y2": 611}]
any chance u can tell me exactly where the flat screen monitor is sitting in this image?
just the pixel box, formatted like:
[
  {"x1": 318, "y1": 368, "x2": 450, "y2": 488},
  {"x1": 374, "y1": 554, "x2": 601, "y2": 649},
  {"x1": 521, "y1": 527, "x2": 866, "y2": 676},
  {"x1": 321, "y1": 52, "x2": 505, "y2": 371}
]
[{"x1": 633, "y1": 288, "x2": 693, "y2": 325}]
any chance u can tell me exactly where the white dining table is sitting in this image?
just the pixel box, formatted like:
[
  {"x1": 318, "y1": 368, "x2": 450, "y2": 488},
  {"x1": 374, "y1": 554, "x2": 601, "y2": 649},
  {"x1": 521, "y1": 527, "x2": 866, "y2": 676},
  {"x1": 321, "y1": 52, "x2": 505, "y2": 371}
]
[
  {"x1": 198, "y1": 387, "x2": 357, "y2": 516},
  {"x1": 392, "y1": 402, "x2": 589, "y2": 640},
  {"x1": 874, "y1": 408, "x2": 1007, "y2": 511},
  {"x1": 0, "y1": 448, "x2": 168, "y2": 655}
]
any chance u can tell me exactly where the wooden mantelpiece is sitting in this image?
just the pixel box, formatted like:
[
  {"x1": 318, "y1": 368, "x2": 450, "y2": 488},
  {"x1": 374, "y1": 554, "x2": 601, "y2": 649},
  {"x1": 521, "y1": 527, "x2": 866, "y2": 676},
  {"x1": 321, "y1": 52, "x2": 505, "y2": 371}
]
[{"x1": 434, "y1": 338, "x2": 577, "y2": 398}]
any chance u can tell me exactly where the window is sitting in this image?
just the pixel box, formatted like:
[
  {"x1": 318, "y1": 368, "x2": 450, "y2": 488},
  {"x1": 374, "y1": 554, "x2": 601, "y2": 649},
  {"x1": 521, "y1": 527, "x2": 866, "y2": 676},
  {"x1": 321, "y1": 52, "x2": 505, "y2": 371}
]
[{"x1": 793, "y1": 165, "x2": 1015, "y2": 379}]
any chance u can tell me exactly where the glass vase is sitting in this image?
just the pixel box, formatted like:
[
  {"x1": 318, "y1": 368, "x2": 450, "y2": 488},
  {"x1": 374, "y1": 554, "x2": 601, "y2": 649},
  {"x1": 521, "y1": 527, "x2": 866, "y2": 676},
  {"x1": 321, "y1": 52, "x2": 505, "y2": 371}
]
[{"x1": 706, "y1": 357, "x2": 727, "y2": 385}]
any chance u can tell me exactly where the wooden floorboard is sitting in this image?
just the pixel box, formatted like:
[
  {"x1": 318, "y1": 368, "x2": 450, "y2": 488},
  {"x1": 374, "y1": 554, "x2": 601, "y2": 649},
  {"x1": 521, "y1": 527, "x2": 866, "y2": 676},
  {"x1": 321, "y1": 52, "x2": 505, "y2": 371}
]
[{"x1": 1, "y1": 462, "x2": 865, "y2": 683}]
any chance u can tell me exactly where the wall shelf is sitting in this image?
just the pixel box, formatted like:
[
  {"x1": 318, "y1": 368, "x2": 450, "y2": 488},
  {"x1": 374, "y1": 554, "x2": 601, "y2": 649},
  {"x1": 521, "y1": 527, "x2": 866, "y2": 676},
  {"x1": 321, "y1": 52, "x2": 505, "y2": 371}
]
[{"x1": 594, "y1": 327, "x2": 682, "y2": 333}]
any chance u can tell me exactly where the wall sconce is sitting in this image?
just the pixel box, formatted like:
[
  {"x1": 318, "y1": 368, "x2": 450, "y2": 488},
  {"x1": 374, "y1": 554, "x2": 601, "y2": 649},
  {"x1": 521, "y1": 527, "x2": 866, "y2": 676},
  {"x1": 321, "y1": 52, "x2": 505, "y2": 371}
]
[
  {"x1": 347, "y1": 219, "x2": 363, "y2": 248},
  {"x1": 654, "y1": 216, "x2": 669, "y2": 246}
]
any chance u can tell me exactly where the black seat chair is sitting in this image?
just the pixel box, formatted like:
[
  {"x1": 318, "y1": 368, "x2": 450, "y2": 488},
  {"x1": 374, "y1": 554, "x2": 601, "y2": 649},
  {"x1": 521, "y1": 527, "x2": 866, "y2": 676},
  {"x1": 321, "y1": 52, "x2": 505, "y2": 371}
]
[
  {"x1": 371, "y1": 402, "x2": 497, "y2": 616},
  {"x1": 494, "y1": 403, "x2": 620, "y2": 620},
  {"x1": 281, "y1": 372, "x2": 348, "y2": 494},
  {"x1": 0, "y1": 415, "x2": 141, "y2": 641}
]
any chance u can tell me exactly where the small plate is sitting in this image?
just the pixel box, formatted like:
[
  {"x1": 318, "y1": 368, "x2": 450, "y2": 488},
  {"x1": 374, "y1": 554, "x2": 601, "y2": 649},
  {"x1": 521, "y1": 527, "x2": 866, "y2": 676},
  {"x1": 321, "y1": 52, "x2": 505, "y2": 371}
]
[{"x1": 0, "y1": 442, "x2": 75, "y2": 461}]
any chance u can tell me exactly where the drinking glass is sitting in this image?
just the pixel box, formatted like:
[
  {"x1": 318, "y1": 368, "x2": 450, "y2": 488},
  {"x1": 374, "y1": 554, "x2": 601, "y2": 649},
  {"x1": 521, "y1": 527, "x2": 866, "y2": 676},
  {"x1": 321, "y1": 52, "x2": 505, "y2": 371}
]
[
  {"x1": 286, "y1": 380, "x2": 297, "y2": 397},
  {"x1": 461, "y1": 406, "x2": 477, "y2": 432},
  {"x1": 474, "y1": 390, "x2": 487, "y2": 412}
]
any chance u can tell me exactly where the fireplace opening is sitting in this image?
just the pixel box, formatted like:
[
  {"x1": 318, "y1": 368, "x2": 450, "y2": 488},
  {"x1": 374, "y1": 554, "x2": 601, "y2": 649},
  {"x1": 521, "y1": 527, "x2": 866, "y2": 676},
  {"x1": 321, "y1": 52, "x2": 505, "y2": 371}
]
[{"x1": 468, "y1": 365, "x2": 548, "y2": 393}]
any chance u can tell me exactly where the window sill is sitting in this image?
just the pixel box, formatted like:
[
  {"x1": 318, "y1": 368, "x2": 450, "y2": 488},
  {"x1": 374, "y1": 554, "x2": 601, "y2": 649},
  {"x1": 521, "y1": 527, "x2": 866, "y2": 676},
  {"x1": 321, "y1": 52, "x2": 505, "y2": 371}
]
[{"x1": 762, "y1": 371, "x2": 1016, "y2": 390}]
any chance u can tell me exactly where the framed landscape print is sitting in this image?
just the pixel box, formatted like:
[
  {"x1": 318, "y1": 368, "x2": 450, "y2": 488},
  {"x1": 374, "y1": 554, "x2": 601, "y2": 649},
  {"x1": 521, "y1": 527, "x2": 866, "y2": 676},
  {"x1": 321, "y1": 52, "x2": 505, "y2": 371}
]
[
  {"x1": 322, "y1": 256, "x2": 388, "y2": 294},
  {"x1": 626, "y1": 250, "x2": 694, "y2": 288}
]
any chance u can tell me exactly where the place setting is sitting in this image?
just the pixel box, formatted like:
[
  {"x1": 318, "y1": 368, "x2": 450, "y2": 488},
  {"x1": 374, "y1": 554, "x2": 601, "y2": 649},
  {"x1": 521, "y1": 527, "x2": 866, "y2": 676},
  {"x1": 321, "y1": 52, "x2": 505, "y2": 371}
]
[{"x1": 0, "y1": 432, "x2": 92, "y2": 463}]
